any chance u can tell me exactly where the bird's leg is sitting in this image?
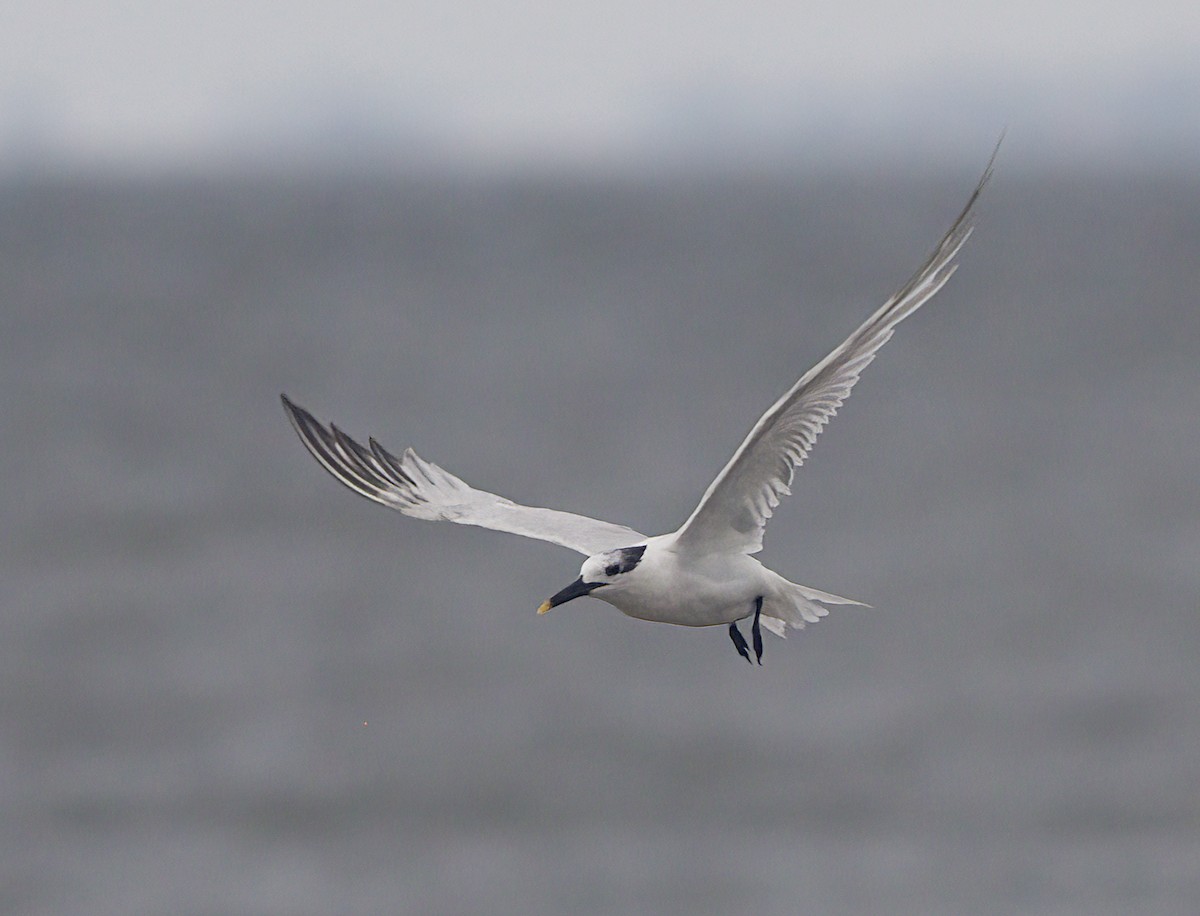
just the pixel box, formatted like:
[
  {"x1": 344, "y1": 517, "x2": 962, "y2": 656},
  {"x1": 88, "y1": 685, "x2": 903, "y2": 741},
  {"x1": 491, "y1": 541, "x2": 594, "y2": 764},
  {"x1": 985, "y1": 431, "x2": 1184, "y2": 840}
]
[
  {"x1": 728, "y1": 622, "x2": 752, "y2": 664},
  {"x1": 751, "y1": 595, "x2": 764, "y2": 666}
]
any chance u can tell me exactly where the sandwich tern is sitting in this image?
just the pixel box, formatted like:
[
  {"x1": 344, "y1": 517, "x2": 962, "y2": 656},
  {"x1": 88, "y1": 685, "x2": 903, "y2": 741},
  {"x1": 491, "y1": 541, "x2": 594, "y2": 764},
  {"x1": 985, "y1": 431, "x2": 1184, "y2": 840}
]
[{"x1": 283, "y1": 154, "x2": 993, "y2": 664}]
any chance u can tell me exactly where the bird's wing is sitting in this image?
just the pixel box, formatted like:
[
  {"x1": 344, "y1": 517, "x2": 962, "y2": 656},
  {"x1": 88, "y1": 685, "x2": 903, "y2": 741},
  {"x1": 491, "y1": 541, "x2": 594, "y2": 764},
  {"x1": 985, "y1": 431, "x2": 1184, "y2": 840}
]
[
  {"x1": 673, "y1": 153, "x2": 994, "y2": 556},
  {"x1": 282, "y1": 396, "x2": 645, "y2": 556}
]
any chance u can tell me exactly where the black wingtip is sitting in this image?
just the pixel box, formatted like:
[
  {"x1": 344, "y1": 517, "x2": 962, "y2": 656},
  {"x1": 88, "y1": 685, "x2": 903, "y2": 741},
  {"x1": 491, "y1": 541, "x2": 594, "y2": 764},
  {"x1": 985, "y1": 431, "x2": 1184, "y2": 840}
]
[
  {"x1": 978, "y1": 132, "x2": 1003, "y2": 191},
  {"x1": 969, "y1": 134, "x2": 1003, "y2": 207},
  {"x1": 280, "y1": 393, "x2": 316, "y2": 428}
]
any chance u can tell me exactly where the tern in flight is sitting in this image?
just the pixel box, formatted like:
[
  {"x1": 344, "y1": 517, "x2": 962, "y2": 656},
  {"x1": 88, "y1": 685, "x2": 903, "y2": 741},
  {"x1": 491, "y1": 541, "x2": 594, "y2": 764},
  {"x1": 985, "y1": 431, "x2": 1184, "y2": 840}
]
[{"x1": 283, "y1": 153, "x2": 993, "y2": 664}]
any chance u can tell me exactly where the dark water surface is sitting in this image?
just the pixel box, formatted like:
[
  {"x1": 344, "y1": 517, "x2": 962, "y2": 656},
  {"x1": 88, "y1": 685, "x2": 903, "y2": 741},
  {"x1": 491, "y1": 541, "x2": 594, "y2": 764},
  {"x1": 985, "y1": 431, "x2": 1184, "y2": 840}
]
[{"x1": 2, "y1": 166, "x2": 1198, "y2": 914}]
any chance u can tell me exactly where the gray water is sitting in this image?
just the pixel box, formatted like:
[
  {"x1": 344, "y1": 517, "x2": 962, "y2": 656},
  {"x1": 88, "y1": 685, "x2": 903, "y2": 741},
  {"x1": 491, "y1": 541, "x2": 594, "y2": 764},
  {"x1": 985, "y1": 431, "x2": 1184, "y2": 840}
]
[{"x1": 2, "y1": 165, "x2": 1197, "y2": 914}]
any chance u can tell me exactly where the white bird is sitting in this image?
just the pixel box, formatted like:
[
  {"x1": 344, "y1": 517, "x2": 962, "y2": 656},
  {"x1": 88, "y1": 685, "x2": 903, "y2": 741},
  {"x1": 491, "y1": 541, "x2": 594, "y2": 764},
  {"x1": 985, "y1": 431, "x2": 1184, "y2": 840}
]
[{"x1": 283, "y1": 152, "x2": 993, "y2": 664}]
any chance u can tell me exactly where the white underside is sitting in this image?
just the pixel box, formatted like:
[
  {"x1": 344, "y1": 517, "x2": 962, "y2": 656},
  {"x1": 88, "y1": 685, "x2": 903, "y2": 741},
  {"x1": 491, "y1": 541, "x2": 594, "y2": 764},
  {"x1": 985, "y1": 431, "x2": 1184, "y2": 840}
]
[{"x1": 591, "y1": 534, "x2": 864, "y2": 636}]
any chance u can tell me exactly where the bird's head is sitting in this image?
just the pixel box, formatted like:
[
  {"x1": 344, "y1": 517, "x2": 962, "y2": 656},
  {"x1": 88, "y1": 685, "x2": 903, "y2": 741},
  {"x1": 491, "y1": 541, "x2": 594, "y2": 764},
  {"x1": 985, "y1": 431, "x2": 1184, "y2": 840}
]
[{"x1": 537, "y1": 544, "x2": 647, "y2": 613}]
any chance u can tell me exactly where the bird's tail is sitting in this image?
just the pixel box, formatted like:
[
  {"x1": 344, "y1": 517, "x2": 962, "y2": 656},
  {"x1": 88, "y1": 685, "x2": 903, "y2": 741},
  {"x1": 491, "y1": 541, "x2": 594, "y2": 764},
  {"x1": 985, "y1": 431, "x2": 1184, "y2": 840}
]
[{"x1": 761, "y1": 580, "x2": 868, "y2": 638}]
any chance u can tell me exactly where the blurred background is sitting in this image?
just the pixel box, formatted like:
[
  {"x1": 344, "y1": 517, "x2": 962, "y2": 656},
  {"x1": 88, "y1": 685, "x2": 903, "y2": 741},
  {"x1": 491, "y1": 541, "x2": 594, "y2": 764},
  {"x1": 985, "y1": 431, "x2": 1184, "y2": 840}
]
[{"x1": 2, "y1": 3, "x2": 1198, "y2": 914}]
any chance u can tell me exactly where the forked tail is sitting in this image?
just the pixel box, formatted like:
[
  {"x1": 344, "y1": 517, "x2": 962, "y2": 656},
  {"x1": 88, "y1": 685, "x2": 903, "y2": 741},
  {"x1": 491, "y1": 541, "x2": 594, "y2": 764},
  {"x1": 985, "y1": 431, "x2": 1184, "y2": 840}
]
[{"x1": 761, "y1": 580, "x2": 868, "y2": 637}]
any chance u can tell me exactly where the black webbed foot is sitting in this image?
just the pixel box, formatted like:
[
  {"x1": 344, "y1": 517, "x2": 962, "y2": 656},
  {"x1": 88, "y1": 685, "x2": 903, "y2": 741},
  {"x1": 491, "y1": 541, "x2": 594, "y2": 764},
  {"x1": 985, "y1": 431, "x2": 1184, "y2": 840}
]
[
  {"x1": 751, "y1": 595, "x2": 764, "y2": 666},
  {"x1": 728, "y1": 622, "x2": 752, "y2": 663}
]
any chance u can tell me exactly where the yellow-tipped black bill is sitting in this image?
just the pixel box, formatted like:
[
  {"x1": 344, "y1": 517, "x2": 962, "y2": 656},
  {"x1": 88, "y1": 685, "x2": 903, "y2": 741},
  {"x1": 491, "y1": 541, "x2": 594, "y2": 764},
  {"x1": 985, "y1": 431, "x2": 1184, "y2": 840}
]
[{"x1": 537, "y1": 577, "x2": 603, "y2": 614}]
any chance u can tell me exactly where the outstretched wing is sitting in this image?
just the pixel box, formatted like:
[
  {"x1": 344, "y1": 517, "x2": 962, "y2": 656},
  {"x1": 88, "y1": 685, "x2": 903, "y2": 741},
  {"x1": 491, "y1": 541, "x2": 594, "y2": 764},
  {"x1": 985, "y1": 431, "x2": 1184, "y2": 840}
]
[
  {"x1": 282, "y1": 395, "x2": 645, "y2": 556},
  {"x1": 673, "y1": 150, "x2": 995, "y2": 556}
]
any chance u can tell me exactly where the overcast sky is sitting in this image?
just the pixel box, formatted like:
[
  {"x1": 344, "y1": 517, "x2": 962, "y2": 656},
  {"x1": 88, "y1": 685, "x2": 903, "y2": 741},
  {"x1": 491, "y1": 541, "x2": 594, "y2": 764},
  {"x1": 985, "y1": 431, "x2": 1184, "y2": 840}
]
[{"x1": 2, "y1": 1, "x2": 1197, "y2": 171}]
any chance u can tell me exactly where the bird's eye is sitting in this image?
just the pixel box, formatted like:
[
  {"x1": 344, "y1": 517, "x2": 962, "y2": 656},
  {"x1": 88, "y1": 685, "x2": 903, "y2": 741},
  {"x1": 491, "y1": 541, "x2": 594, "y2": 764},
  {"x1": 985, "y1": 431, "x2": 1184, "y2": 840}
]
[{"x1": 604, "y1": 563, "x2": 620, "y2": 577}]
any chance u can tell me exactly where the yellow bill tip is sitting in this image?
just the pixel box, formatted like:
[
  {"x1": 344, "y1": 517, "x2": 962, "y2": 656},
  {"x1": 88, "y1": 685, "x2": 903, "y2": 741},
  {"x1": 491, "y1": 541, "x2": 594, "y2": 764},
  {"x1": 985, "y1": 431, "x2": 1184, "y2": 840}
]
[{"x1": 537, "y1": 600, "x2": 553, "y2": 615}]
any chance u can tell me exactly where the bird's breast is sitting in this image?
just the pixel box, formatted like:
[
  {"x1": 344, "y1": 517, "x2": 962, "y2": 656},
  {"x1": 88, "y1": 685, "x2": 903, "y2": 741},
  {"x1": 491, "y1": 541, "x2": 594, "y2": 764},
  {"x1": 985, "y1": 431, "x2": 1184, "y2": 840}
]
[{"x1": 599, "y1": 553, "x2": 768, "y2": 627}]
